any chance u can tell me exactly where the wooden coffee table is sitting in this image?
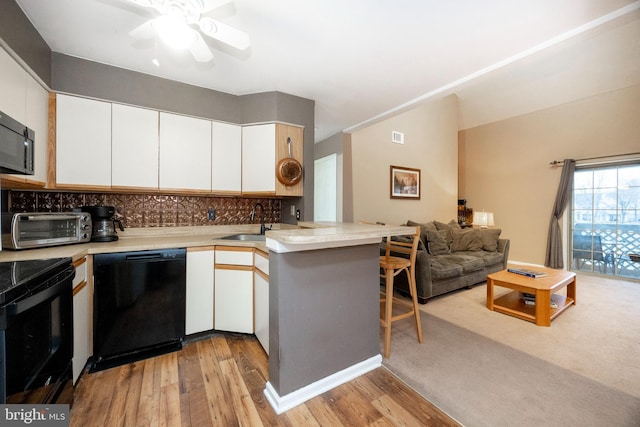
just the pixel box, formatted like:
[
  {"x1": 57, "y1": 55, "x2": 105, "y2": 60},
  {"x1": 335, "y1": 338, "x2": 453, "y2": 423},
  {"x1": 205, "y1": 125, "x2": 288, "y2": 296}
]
[{"x1": 486, "y1": 268, "x2": 576, "y2": 326}]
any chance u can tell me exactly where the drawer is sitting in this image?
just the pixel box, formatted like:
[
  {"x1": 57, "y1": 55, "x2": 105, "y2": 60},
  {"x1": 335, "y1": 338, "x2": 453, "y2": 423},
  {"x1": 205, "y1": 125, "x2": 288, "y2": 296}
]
[
  {"x1": 254, "y1": 250, "x2": 269, "y2": 275},
  {"x1": 72, "y1": 257, "x2": 87, "y2": 289},
  {"x1": 215, "y1": 248, "x2": 253, "y2": 266}
]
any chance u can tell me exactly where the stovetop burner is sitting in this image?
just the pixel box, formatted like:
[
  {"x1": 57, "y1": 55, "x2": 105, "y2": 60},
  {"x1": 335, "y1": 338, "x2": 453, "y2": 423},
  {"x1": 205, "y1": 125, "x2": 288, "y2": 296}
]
[{"x1": 0, "y1": 257, "x2": 73, "y2": 304}]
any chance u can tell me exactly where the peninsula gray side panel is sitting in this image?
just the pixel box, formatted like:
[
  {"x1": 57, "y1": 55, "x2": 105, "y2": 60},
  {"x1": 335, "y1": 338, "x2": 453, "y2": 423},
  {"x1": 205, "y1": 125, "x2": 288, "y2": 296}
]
[{"x1": 269, "y1": 244, "x2": 380, "y2": 395}]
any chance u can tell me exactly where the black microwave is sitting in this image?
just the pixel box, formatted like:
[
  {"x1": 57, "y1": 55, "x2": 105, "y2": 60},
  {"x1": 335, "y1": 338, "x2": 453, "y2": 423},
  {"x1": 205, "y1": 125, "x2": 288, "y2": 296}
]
[{"x1": 0, "y1": 110, "x2": 34, "y2": 175}]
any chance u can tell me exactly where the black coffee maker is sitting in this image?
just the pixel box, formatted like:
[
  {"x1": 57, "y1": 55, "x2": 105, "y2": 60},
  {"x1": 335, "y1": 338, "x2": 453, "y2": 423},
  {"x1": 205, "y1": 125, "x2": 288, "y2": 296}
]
[{"x1": 83, "y1": 206, "x2": 124, "y2": 242}]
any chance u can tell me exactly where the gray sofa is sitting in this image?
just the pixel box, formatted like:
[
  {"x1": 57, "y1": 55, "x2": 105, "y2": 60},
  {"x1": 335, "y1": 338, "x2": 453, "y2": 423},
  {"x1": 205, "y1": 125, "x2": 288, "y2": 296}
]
[{"x1": 391, "y1": 220, "x2": 510, "y2": 303}]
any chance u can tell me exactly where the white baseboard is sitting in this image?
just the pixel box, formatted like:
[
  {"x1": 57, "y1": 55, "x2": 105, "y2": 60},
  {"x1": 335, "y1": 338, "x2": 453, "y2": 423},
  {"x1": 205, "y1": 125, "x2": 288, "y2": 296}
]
[{"x1": 263, "y1": 354, "x2": 382, "y2": 414}]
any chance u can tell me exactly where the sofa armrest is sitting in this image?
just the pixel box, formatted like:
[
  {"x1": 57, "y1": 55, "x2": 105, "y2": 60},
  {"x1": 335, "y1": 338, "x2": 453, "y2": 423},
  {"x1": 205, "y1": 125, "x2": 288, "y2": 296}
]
[{"x1": 498, "y1": 239, "x2": 510, "y2": 269}]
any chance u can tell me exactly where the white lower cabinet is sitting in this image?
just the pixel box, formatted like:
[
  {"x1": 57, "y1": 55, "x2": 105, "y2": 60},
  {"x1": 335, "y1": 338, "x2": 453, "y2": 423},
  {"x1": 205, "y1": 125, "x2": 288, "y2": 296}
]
[
  {"x1": 186, "y1": 248, "x2": 215, "y2": 335},
  {"x1": 214, "y1": 247, "x2": 254, "y2": 334},
  {"x1": 214, "y1": 268, "x2": 253, "y2": 333},
  {"x1": 72, "y1": 257, "x2": 90, "y2": 384},
  {"x1": 254, "y1": 249, "x2": 269, "y2": 354}
]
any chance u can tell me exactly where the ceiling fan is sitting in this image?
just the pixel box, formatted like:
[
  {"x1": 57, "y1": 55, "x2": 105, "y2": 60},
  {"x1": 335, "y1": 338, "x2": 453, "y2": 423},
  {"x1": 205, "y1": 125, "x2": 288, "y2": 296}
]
[{"x1": 124, "y1": 0, "x2": 250, "y2": 62}]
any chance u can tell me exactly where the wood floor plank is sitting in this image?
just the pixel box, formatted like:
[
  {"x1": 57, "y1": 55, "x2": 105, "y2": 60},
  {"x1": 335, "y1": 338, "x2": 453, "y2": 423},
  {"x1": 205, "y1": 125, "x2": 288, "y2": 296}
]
[
  {"x1": 136, "y1": 357, "x2": 160, "y2": 427},
  {"x1": 159, "y1": 382, "x2": 182, "y2": 427},
  {"x1": 323, "y1": 380, "x2": 385, "y2": 426},
  {"x1": 304, "y1": 396, "x2": 346, "y2": 427},
  {"x1": 177, "y1": 340, "x2": 210, "y2": 426},
  {"x1": 372, "y1": 394, "x2": 424, "y2": 427},
  {"x1": 219, "y1": 358, "x2": 264, "y2": 426},
  {"x1": 284, "y1": 403, "x2": 321, "y2": 426},
  {"x1": 196, "y1": 339, "x2": 237, "y2": 426},
  {"x1": 70, "y1": 332, "x2": 460, "y2": 427}
]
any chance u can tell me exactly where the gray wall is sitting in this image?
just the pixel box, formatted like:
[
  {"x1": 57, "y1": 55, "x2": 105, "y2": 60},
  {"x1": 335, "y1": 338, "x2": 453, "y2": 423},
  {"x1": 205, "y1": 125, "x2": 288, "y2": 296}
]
[{"x1": 0, "y1": 0, "x2": 51, "y2": 86}]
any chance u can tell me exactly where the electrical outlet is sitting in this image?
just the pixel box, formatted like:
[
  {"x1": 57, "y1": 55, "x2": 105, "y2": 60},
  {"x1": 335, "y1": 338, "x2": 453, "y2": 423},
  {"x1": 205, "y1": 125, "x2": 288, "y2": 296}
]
[
  {"x1": 207, "y1": 209, "x2": 216, "y2": 221},
  {"x1": 291, "y1": 205, "x2": 296, "y2": 216},
  {"x1": 296, "y1": 209, "x2": 301, "y2": 220}
]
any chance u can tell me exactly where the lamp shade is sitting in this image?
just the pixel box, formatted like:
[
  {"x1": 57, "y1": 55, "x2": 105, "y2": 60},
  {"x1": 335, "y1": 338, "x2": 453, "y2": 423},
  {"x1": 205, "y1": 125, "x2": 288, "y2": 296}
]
[{"x1": 473, "y1": 211, "x2": 494, "y2": 228}]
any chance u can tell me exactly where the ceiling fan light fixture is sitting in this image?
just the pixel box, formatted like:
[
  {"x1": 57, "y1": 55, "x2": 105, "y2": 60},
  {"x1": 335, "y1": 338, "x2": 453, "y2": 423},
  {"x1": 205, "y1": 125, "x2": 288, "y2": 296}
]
[{"x1": 153, "y1": 14, "x2": 197, "y2": 50}]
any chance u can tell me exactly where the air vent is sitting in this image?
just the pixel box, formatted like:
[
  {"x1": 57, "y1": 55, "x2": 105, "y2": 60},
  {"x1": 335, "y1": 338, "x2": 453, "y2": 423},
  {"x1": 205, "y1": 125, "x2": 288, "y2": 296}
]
[{"x1": 392, "y1": 131, "x2": 404, "y2": 144}]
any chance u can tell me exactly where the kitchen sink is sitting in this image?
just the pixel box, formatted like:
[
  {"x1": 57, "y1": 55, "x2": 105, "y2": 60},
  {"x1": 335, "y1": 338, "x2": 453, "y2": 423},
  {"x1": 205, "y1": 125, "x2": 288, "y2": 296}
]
[{"x1": 219, "y1": 233, "x2": 266, "y2": 241}]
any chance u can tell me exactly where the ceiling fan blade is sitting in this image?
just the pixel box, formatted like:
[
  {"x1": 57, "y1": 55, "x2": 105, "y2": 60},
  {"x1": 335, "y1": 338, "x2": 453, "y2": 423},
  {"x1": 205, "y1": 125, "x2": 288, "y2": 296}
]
[
  {"x1": 189, "y1": 33, "x2": 214, "y2": 62},
  {"x1": 199, "y1": 16, "x2": 250, "y2": 50},
  {"x1": 129, "y1": 20, "x2": 156, "y2": 39}
]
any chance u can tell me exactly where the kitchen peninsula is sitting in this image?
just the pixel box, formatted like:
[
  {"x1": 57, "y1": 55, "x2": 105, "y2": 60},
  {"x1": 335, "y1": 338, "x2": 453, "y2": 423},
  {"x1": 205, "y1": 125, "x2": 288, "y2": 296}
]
[
  {"x1": 0, "y1": 222, "x2": 415, "y2": 414},
  {"x1": 264, "y1": 222, "x2": 415, "y2": 413}
]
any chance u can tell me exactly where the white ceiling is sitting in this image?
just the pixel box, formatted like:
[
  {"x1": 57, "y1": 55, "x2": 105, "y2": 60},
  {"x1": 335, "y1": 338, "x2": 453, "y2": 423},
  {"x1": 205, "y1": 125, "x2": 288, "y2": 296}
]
[{"x1": 14, "y1": 0, "x2": 640, "y2": 141}]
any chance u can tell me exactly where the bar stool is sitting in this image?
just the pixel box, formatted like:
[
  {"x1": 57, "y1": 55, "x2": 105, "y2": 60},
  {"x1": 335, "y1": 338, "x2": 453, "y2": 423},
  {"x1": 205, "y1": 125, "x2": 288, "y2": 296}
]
[{"x1": 379, "y1": 226, "x2": 424, "y2": 357}]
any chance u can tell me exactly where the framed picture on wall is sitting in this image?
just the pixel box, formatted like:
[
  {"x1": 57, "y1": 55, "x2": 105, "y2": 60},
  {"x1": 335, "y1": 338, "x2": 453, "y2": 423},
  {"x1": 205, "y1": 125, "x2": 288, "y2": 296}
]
[{"x1": 390, "y1": 165, "x2": 421, "y2": 199}]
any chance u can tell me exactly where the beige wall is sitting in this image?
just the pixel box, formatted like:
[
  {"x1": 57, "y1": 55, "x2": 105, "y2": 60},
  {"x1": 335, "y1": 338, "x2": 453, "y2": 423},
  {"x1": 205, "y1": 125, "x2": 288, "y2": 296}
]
[
  {"x1": 459, "y1": 84, "x2": 640, "y2": 265},
  {"x1": 350, "y1": 95, "x2": 459, "y2": 225}
]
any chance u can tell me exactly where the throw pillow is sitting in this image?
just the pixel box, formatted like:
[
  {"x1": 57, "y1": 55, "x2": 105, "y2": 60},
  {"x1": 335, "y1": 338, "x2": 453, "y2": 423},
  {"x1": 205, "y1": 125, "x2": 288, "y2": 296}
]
[
  {"x1": 451, "y1": 229, "x2": 483, "y2": 252},
  {"x1": 433, "y1": 219, "x2": 461, "y2": 244},
  {"x1": 478, "y1": 228, "x2": 501, "y2": 252},
  {"x1": 426, "y1": 230, "x2": 450, "y2": 255},
  {"x1": 407, "y1": 220, "x2": 437, "y2": 246}
]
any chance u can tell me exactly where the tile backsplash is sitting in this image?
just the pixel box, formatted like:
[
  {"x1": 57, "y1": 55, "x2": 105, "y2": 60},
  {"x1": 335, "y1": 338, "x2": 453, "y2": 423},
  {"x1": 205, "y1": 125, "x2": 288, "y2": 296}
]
[{"x1": 7, "y1": 191, "x2": 281, "y2": 228}]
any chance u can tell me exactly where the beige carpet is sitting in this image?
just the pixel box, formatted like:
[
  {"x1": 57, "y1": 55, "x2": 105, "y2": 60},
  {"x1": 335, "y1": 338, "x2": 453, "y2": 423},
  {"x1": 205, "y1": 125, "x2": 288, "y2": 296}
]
[{"x1": 382, "y1": 273, "x2": 640, "y2": 426}]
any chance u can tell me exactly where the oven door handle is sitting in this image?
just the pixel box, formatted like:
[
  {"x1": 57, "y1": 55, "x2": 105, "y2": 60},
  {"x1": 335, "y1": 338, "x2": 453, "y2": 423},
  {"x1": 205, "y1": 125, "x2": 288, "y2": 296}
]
[{"x1": 5, "y1": 279, "x2": 71, "y2": 316}]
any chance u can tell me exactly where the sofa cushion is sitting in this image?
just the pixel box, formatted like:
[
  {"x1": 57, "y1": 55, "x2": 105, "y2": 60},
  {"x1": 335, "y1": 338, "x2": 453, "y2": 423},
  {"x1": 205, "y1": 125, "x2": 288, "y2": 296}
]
[
  {"x1": 426, "y1": 230, "x2": 450, "y2": 255},
  {"x1": 451, "y1": 229, "x2": 483, "y2": 252},
  {"x1": 407, "y1": 220, "x2": 437, "y2": 246},
  {"x1": 478, "y1": 228, "x2": 502, "y2": 252},
  {"x1": 446, "y1": 253, "x2": 486, "y2": 273},
  {"x1": 429, "y1": 256, "x2": 463, "y2": 280},
  {"x1": 458, "y1": 250, "x2": 504, "y2": 267}
]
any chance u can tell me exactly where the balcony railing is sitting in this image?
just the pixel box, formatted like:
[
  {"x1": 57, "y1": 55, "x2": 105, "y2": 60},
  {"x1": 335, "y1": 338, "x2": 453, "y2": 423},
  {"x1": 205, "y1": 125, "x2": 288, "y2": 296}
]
[{"x1": 572, "y1": 223, "x2": 640, "y2": 279}]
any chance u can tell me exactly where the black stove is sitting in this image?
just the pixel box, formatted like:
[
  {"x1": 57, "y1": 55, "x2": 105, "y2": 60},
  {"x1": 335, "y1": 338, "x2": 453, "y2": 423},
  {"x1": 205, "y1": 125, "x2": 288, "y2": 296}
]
[
  {"x1": 0, "y1": 257, "x2": 72, "y2": 305},
  {"x1": 0, "y1": 256, "x2": 75, "y2": 405}
]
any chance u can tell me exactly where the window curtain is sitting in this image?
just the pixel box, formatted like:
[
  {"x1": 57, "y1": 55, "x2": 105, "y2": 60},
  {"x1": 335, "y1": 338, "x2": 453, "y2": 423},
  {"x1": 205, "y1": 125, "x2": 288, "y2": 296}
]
[{"x1": 545, "y1": 159, "x2": 576, "y2": 268}]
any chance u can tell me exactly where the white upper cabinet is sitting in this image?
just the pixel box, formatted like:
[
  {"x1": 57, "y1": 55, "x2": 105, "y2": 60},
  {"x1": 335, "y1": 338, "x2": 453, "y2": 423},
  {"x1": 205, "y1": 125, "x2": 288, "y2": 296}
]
[
  {"x1": 0, "y1": 47, "x2": 48, "y2": 184},
  {"x1": 112, "y1": 104, "x2": 159, "y2": 189},
  {"x1": 56, "y1": 94, "x2": 112, "y2": 187},
  {"x1": 25, "y1": 78, "x2": 48, "y2": 184},
  {"x1": 242, "y1": 124, "x2": 276, "y2": 193},
  {"x1": 211, "y1": 122, "x2": 241, "y2": 193},
  {"x1": 159, "y1": 112, "x2": 212, "y2": 191},
  {"x1": 0, "y1": 47, "x2": 27, "y2": 123},
  {"x1": 241, "y1": 123, "x2": 304, "y2": 196}
]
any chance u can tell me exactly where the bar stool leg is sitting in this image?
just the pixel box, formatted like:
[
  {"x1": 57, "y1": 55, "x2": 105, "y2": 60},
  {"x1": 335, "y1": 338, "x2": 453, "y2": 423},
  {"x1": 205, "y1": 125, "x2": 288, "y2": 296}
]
[
  {"x1": 408, "y1": 268, "x2": 423, "y2": 343},
  {"x1": 383, "y1": 267, "x2": 394, "y2": 358}
]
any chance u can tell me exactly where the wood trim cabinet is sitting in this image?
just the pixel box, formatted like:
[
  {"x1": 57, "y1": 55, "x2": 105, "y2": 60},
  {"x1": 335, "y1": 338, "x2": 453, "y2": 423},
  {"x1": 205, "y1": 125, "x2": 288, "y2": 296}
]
[
  {"x1": 212, "y1": 122, "x2": 242, "y2": 194},
  {"x1": 254, "y1": 249, "x2": 269, "y2": 354},
  {"x1": 72, "y1": 256, "x2": 91, "y2": 384},
  {"x1": 242, "y1": 123, "x2": 304, "y2": 196},
  {"x1": 159, "y1": 112, "x2": 212, "y2": 192},
  {"x1": 112, "y1": 103, "x2": 159, "y2": 190},
  {"x1": 214, "y1": 247, "x2": 254, "y2": 334},
  {"x1": 186, "y1": 247, "x2": 215, "y2": 335},
  {"x1": 0, "y1": 47, "x2": 48, "y2": 188},
  {"x1": 56, "y1": 94, "x2": 112, "y2": 188}
]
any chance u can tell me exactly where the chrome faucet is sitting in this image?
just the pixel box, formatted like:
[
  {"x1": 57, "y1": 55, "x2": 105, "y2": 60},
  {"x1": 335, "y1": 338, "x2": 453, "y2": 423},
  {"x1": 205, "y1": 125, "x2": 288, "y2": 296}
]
[{"x1": 250, "y1": 202, "x2": 271, "y2": 235}]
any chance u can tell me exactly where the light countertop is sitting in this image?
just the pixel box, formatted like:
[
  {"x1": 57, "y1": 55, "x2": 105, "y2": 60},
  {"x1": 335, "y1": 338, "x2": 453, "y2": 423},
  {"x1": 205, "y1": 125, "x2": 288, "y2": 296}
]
[{"x1": 0, "y1": 222, "x2": 415, "y2": 261}]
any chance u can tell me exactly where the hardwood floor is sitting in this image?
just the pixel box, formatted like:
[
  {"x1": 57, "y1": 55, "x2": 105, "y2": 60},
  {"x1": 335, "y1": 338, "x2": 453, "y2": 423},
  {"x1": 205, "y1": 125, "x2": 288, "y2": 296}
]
[{"x1": 71, "y1": 333, "x2": 460, "y2": 426}]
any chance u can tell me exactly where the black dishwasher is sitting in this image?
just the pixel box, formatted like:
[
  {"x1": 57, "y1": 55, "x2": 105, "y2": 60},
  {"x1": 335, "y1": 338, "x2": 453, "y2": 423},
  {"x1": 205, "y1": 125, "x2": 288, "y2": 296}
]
[{"x1": 91, "y1": 248, "x2": 186, "y2": 372}]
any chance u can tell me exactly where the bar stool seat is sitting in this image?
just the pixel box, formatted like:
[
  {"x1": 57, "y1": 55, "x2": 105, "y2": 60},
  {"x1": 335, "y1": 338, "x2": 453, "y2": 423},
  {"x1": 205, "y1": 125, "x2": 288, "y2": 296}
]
[{"x1": 379, "y1": 226, "x2": 424, "y2": 358}]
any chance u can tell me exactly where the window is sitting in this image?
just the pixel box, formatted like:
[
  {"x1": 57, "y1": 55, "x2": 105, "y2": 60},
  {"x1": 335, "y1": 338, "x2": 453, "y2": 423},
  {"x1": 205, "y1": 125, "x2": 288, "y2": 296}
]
[{"x1": 571, "y1": 162, "x2": 640, "y2": 279}]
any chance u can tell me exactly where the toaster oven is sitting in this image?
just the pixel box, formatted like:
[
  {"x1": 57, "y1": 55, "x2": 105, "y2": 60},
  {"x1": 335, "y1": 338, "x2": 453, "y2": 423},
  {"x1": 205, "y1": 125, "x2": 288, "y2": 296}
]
[{"x1": 1, "y1": 212, "x2": 92, "y2": 250}]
